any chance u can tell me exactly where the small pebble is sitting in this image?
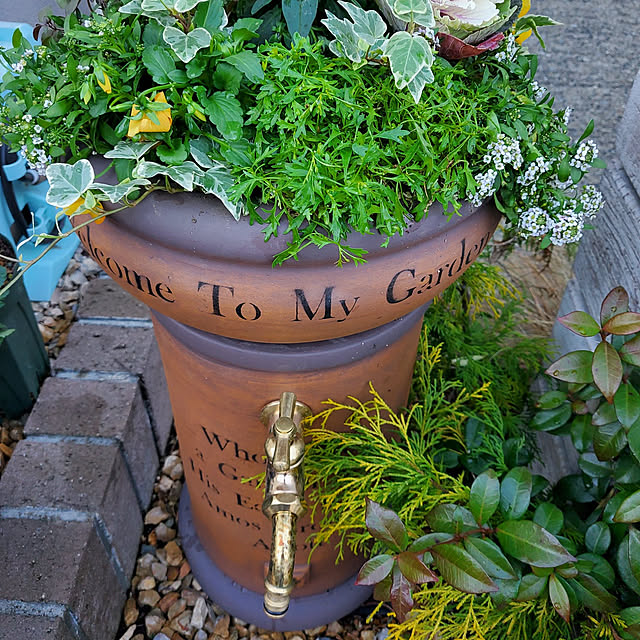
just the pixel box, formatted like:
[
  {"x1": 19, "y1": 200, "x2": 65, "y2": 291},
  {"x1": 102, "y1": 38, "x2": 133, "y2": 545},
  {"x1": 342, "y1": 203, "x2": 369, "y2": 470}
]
[
  {"x1": 152, "y1": 562, "x2": 168, "y2": 581},
  {"x1": 139, "y1": 576, "x2": 156, "y2": 591},
  {"x1": 145, "y1": 612, "x2": 165, "y2": 636},
  {"x1": 361, "y1": 631, "x2": 375, "y2": 640},
  {"x1": 155, "y1": 522, "x2": 176, "y2": 543},
  {"x1": 190, "y1": 597, "x2": 208, "y2": 629},
  {"x1": 213, "y1": 613, "x2": 230, "y2": 638},
  {"x1": 326, "y1": 621, "x2": 343, "y2": 637},
  {"x1": 123, "y1": 598, "x2": 138, "y2": 626},
  {"x1": 168, "y1": 598, "x2": 186, "y2": 621},
  {"x1": 138, "y1": 590, "x2": 161, "y2": 608},
  {"x1": 145, "y1": 506, "x2": 170, "y2": 525},
  {"x1": 165, "y1": 540, "x2": 183, "y2": 566},
  {"x1": 118, "y1": 626, "x2": 136, "y2": 640}
]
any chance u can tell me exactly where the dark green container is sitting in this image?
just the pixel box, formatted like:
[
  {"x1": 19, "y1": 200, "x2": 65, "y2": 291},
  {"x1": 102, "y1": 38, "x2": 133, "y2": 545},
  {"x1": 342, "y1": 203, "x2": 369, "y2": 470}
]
[{"x1": 0, "y1": 238, "x2": 49, "y2": 418}]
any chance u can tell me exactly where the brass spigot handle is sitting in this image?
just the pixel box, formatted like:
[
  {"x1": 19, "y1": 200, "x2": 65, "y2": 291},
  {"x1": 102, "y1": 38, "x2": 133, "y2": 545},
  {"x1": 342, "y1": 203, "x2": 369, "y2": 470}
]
[
  {"x1": 261, "y1": 391, "x2": 311, "y2": 620},
  {"x1": 263, "y1": 510, "x2": 297, "y2": 617}
]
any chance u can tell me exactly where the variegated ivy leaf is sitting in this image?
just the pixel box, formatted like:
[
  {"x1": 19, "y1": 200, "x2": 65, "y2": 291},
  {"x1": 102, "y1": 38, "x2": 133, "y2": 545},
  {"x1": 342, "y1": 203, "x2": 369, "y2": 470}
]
[
  {"x1": 163, "y1": 26, "x2": 211, "y2": 63},
  {"x1": 406, "y1": 63, "x2": 434, "y2": 103},
  {"x1": 174, "y1": 0, "x2": 207, "y2": 11},
  {"x1": 194, "y1": 168, "x2": 244, "y2": 220},
  {"x1": 322, "y1": 13, "x2": 365, "y2": 63},
  {"x1": 135, "y1": 160, "x2": 203, "y2": 191},
  {"x1": 92, "y1": 179, "x2": 152, "y2": 203},
  {"x1": 391, "y1": 0, "x2": 434, "y2": 28},
  {"x1": 132, "y1": 0, "x2": 178, "y2": 25},
  {"x1": 46, "y1": 159, "x2": 94, "y2": 208},
  {"x1": 104, "y1": 141, "x2": 157, "y2": 161},
  {"x1": 382, "y1": 31, "x2": 433, "y2": 90},
  {"x1": 338, "y1": 1, "x2": 387, "y2": 47},
  {"x1": 189, "y1": 137, "x2": 224, "y2": 169}
]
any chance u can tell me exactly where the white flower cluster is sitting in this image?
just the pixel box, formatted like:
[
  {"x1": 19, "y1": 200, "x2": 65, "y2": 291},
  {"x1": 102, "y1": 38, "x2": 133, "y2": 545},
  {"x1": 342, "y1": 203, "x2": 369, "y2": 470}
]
[
  {"x1": 550, "y1": 213, "x2": 584, "y2": 246},
  {"x1": 570, "y1": 140, "x2": 598, "y2": 171},
  {"x1": 519, "y1": 207, "x2": 552, "y2": 236},
  {"x1": 517, "y1": 156, "x2": 552, "y2": 186},
  {"x1": 77, "y1": 64, "x2": 91, "y2": 72},
  {"x1": 579, "y1": 184, "x2": 604, "y2": 218},
  {"x1": 469, "y1": 169, "x2": 498, "y2": 207},
  {"x1": 563, "y1": 107, "x2": 572, "y2": 127},
  {"x1": 495, "y1": 33, "x2": 517, "y2": 63},
  {"x1": 530, "y1": 80, "x2": 547, "y2": 102},
  {"x1": 483, "y1": 133, "x2": 523, "y2": 171}
]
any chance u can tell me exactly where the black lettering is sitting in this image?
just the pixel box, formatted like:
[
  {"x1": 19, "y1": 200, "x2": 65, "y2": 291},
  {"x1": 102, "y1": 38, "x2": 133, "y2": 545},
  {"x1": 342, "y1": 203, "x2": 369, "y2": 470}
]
[
  {"x1": 105, "y1": 256, "x2": 123, "y2": 278},
  {"x1": 235, "y1": 302, "x2": 261, "y2": 321},
  {"x1": 198, "y1": 282, "x2": 234, "y2": 317},
  {"x1": 337, "y1": 297, "x2": 359, "y2": 322},
  {"x1": 386, "y1": 269, "x2": 416, "y2": 304},
  {"x1": 457, "y1": 238, "x2": 466, "y2": 273},
  {"x1": 236, "y1": 493, "x2": 260, "y2": 511},
  {"x1": 155, "y1": 282, "x2": 175, "y2": 303},
  {"x1": 218, "y1": 462, "x2": 238, "y2": 480},
  {"x1": 122, "y1": 265, "x2": 155, "y2": 297},
  {"x1": 294, "y1": 287, "x2": 335, "y2": 321},
  {"x1": 434, "y1": 267, "x2": 444, "y2": 287},
  {"x1": 201, "y1": 426, "x2": 230, "y2": 452},
  {"x1": 233, "y1": 441, "x2": 261, "y2": 465},
  {"x1": 253, "y1": 538, "x2": 269, "y2": 550},
  {"x1": 447, "y1": 260, "x2": 458, "y2": 278}
]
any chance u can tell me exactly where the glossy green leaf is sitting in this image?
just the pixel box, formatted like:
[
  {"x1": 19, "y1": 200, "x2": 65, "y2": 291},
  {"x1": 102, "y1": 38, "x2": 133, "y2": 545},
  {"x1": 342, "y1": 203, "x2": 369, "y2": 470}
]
[
  {"x1": 516, "y1": 573, "x2": 548, "y2": 601},
  {"x1": 577, "y1": 553, "x2": 615, "y2": 589},
  {"x1": 603, "y1": 312, "x2": 640, "y2": 336},
  {"x1": 579, "y1": 452, "x2": 613, "y2": 478},
  {"x1": 426, "y1": 504, "x2": 477, "y2": 535},
  {"x1": 629, "y1": 528, "x2": 640, "y2": 585},
  {"x1": 618, "y1": 534, "x2": 640, "y2": 596},
  {"x1": 616, "y1": 455, "x2": 640, "y2": 486},
  {"x1": 585, "y1": 522, "x2": 611, "y2": 554},
  {"x1": 396, "y1": 551, "x2": 438, "y2": 584},
  {"x1": 614, "y1": 490, "x2": 640, "y2": 523},
  {"x1": 496, "y1": 520, "x2": 575, "y2": 567},
  {"x1": 500, "y1": 467, "x2": 532, "y2": 519},
  {"x1": 593, "y1": 401, "x2": 617, "y2": 426},
  {"x1": 530, "y1": 404, "x2": 572, "y2": 432},
  {"x1": 365, "y1": 499, "x2": 408, "y2": 552},
  {"x1": 432, "y1": 543, "x2": 497, "y2": 594},
  {"x1": 557, "y1": 563, "x2": 579, "y2": 579},
  {"x1": 469, "y1": 470, "x2": 500, "y2": 525},
  {"x1": 628, "y1": 419, "x2": 640, "y2": 464},
  {"x1": 593, "y1": 422, "x2": 627, "y2": 461},
  {"x1": 601, "y1": 286, "x2": 629, "y2": 326},
  {"x1": 536, "y1": 390, "x2": 569, "y2": 410},
  {"x1": 592, "y1": 340, "x2": 623, "y2": 402},
  {"x1": 546, "y1": 350, "x2": 594, "y2": 384},
  {"x1": 558, "y1": 310, "x2": 601, "y2": 337},
  {"x1": 355, "y1": 554, "x2": 395, "y2": 585},
  {"x1": 615, "y1": 383, "x2": 640, "y2": 428},
  {"x1": 408, "y1": 532, "x2": 453, "y2": 552},
  {"x1": 620, "y1": 335, "x2": 640, "y2": 367},
  {"x1": 549, "y1": 573, "x2": 571, "y2": 622},
  {"x1": 464, "y1": 537, "x2": 516, "y2": 579},
  {"x1": 620, "y1": 608, "x2": 640, "y2": 640},
  {"x1": 571, "y1": 573, "x2": 618, "y2": 613},
  {"x1": 533, "y1": 503, "x2": 564, "y2": 535},
  {"x1": 570, "y1": 414, "x2": 595, "y2": 452},
  {"x1": 490, "y1": 577, "x2": 521, "y2": 607}
]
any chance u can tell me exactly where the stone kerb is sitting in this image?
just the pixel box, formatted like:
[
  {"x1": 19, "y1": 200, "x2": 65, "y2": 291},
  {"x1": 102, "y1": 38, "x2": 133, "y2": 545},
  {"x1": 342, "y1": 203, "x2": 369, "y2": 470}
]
[{"x1": 0, "y1": 277, "x2": 173, "y2": 640}]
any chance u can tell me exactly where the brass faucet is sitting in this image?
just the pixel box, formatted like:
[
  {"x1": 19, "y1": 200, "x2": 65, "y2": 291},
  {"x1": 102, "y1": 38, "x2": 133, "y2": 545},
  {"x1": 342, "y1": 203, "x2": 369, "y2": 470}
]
[{"x1": 261, "y1": 392, "x2": 311, "y2": 618}]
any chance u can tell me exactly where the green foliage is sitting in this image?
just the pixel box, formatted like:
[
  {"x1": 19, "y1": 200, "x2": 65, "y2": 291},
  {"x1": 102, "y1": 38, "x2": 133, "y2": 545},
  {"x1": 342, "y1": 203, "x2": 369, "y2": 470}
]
[{"x1": 307, "y1": 277, "x2": 640, "y2": 638}]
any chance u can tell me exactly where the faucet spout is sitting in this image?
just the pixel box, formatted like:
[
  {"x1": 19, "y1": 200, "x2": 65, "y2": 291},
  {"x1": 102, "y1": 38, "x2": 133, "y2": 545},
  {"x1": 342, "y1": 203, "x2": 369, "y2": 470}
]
[{"x1": 261, "y1": 392, "x2": 311, "y2": 618}]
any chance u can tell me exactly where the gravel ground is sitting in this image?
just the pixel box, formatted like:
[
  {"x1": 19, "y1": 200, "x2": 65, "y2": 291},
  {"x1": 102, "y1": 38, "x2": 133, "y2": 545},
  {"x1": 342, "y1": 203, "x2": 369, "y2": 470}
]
[{"x1": 116, "y1": 436, "x2": 391, "y2": 640}]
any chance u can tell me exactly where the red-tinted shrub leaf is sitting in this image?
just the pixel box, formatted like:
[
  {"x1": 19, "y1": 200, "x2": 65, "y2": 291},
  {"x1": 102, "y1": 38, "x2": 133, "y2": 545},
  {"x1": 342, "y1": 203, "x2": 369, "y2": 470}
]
[
  {"x1": 592, "y1": 341, "x2": 623, "y2": 402},
  {"x1": 620, "y1": 335, "x2": 640, "y2": 367},
  {"x1": 546, "y1": 350, "x2": 594, "y2": 384},
  {"x1": 603, "y1": 312, "x2": 640, "y2": 336},
  {"x1": 397, "y1": 551, "x2": 438, "y2": 585},
  {"x1": 601, "y1": 286, "x2": 629, "y2": 326},
  {"x1": 390, "y1": 566, "x2": 414, "y2": 622},
  {"x1": 558, "y1": 311, "x2": 601, "y2": 337},
  {"x1": 356, "y1": 554, "x2": 395, "y2": 586},
  {"x1": 365, "y1": 499, "x2": 408, "y2": 552}
]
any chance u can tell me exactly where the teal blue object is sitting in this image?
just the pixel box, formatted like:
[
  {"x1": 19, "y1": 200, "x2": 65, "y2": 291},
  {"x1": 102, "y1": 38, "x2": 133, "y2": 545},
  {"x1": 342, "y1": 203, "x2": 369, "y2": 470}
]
[{"x1": 0, "y1": 22, "x2": 80, "y2": 302}]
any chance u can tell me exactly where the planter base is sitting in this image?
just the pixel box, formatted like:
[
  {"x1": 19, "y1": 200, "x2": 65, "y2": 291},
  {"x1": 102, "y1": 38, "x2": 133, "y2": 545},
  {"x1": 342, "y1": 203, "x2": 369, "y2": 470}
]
[{"x1": 179, "y1": 486, "x2": 372, "y2": 631}]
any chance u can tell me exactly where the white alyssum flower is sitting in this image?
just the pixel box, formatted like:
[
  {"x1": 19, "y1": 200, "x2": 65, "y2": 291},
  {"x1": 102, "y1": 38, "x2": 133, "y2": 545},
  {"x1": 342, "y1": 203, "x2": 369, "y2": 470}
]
[
  {"x1": 495, "y1": 33, "x2": 517, "y2": 63},
  {"x1": 563, "y1": 107, "x2": 572, "y2": 127},
  {"x1": 24, "y1": 49, "x2": 34, "y2": 57},
  {"x1": 11, "y1": 60, "x2": 25, "y2": 72},
  {"x1": 517, "y1": 156, "x2": 552, "y2": 186},
  {"x1": 550, "y1": 213, "x2": 584, "y2": 246},
  {"x1": 570, "y1": 140, "x2": 598, "y2": 171},
  {"x1": 519, "y1": 206, "x2": 553, "y2": 237},
  {"x1": 484, "y1": 133, "x2": 523, "y2": 171},
  {"x1": 530, "y1": 80, "x2": 547, "y2": 102},
  {"x1": 83, "y1": 19, "x2": 92, "y2": 27},
  {"x1": 43, "y1": 99, "x2": 52, "y2": 108},
  {"x1": 22, "y1": 113, "x2": 32, "y2": 122},
  {"x1": 33, "y1": 124, "x2": 42, "y2": 133},
  {"x1": 468, "y1": 168, "x2": 497, "y2": 206},
  {"x1": 579, "y1": 184, "x2": 604, "y2": 218}
]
